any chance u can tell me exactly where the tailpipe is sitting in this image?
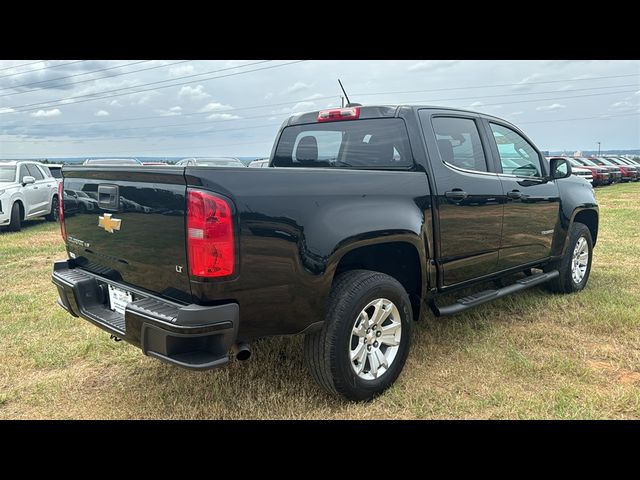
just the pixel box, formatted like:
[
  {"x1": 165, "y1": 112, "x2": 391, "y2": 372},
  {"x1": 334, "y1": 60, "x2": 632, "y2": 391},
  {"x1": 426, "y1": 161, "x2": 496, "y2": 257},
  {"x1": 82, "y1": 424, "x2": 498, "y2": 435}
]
[{"x1": 231, "y1": 342, "x2": 251, "y2": 361}]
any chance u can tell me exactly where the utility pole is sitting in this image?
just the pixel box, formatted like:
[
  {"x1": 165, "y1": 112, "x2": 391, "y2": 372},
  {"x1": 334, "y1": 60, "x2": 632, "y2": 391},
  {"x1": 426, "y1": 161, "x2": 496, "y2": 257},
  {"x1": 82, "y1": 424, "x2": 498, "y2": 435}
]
[{"x1": 597, "y1": 141, "x2": 601, "y2": 156}]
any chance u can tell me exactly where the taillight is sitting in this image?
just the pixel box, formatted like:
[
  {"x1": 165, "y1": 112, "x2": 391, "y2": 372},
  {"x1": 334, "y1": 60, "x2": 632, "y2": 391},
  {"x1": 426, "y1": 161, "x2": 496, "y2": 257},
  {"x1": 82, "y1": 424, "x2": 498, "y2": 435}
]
[
  {"x1": 317, "y1": 107, "x2": 360, "y2": 122},
  {"x1": 186, "y1": 189, "x2": 235, "y2": 278},
  {"x1": 58, "y1": 181, "x2": 66, "y2": 241}
]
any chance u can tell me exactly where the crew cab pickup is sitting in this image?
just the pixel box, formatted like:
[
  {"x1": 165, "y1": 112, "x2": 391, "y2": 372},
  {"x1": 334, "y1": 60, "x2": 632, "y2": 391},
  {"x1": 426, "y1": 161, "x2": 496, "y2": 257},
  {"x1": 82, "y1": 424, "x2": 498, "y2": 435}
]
[{"x1": 52, "y1": 105, "x2": 599, "y2": 401}]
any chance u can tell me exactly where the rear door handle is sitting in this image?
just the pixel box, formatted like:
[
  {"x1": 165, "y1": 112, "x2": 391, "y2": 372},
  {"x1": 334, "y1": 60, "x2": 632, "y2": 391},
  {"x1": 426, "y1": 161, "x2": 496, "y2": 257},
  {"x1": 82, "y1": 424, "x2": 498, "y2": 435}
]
[
  {"x1": 445, "y1": 189, "x2": 468, "y2": 200},
  {"x1": 507, "y1": 190, "x2": 522, "y2": 199}
]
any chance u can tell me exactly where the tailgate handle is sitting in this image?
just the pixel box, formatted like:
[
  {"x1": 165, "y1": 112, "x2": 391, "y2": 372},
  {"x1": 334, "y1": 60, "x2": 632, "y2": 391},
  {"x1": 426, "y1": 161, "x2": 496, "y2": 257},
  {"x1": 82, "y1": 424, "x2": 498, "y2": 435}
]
[{"x1": 98, "y1": 185, "x2": 120, "y2": 210}]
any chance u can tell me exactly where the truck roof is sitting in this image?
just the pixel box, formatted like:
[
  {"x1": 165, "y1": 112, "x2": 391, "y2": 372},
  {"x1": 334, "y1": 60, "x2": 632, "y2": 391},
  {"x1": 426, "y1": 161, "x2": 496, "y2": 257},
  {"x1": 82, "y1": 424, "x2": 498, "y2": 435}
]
[{"x1": 286, "y1": 104, "x2": 521, "y2": 130}]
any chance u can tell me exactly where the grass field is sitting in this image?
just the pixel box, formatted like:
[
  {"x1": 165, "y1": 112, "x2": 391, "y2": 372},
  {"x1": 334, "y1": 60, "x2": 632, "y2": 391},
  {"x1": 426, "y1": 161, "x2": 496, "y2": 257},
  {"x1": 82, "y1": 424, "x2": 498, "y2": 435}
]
[{"x1": 1, "y1": 183, "x2": 639, "y2": 419}]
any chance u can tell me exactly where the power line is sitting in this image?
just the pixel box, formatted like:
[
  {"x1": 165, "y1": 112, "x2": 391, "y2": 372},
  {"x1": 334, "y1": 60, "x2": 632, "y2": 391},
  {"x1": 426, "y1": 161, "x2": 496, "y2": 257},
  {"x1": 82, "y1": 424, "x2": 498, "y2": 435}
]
[
  {"x1": 0, "y1": 60, "x2": 282, "y2": 114},
  {"x1": 0, "y1": 60, "x2": 86, "y2": 81},
  {"x1": 0, "y1": 60, "x2": 152, "y2": 93},
  {"x1": 0, "y1": 60, "x2": 44, "y2": 72},
  {"x1": 9, "y1": 82, "x2": 636, "y2": 136},
  {"x1": 0, "y1": 60, "x2": 192, "y2": 99},
  {"x1": 7, "y1": 71, "x2": 638, "y2": 129},
  {"x1": 352, "y1": 72, "x2": 640, "y2": 97}
]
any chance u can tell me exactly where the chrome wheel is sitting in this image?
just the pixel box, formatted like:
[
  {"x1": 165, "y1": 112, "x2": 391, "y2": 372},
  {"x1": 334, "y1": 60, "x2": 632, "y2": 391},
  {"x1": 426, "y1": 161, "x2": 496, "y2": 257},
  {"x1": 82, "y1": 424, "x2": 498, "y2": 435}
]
[
  {"x1": 571, "y1": 236, "x2": 589, "y2": 284},
  {"x1": 349, "y1": 298, "x2": 402, "y2": 380}
]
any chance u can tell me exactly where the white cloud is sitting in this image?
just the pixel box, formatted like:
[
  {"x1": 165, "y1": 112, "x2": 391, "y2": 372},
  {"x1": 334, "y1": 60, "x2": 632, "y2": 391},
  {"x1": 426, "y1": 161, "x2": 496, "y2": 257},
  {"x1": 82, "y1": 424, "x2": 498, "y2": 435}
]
[
  {"x1": 0, "y1": 107, "x2": 15, "y2": 113},
  {"x1": 178, "y1": 84, "x2": 210, "y2": 101},
  {"x1": 157, "y1": 106, "x2": 183, "y2": 116},
  {"x1": 611, "y1": 101, "x2": 632, "y2": 108},
  {"x1": 169, "y1": 64, "x2": 195, "y2": 77},
  {"x1": 199, "y1": 102, "x2": 233, "y2": 112},
  {"x1": 469, "y1": 101, "x2": 483, "y2": 107},
  {"x1": 556, "y1": 84, "x2": 573, "y2": 91},
  {"x1": 264, "y1": 92, "x2": 274, "y2": 100},
  {"x1": 94, "y1": 110, "x2": 109, "y2": 117},
  {"x1": 304, "y1": 93, "x2": 325, "y2": 101},
  {"x1": 509, "y1": 111, "x2": 524, "y2": 116},
  {"x1": 30, "y1": 108, "x2": 61, "y2": 118},
  {"x1": 635, "y1": 90, "x2": 640, "y2": 96},
  {"x1": 407, "y1": 60, "x2": 458, "y2": 72},
  {"x1": 517, "y1": 73, "x2": 543, "y2": 85},
  {"x1": 207, "y1": 113, "x2": 241, "y2": 120},
  {"x1": 109, "y1": 100, "x2": 122, "y2": 107},
  {"x1": 536, "y1": 103, "x2": 566, "y2": 111},
  {"x1": 284, "y1": 82, "x2": 312, "y2": 94}
]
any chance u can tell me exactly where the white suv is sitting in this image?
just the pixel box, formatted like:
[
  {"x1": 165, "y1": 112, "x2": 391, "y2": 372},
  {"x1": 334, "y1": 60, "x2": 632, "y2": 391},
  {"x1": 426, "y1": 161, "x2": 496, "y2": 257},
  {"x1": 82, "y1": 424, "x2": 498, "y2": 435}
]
[{"x1": 0, "y1": 160, "x2": 59, "y2": 232}]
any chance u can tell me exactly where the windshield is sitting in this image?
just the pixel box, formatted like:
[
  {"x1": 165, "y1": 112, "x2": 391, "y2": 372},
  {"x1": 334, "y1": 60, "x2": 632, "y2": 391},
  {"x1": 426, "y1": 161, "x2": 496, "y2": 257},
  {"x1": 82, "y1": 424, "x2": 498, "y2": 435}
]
[
  {"x1": 273, "y1": 118, "x2": 413, "y2": 169},
  {"x1": 75, "y1": 191, "x2": 93, "y2": 199},
  {"x1": 0, "y1": 166, "x2": 16, "y2": 182},
  {"x1": 576, "y1": 158, "x2": 597, "y2": 167},
  {"x1": 596, "y1": 158, "x2": 615, "y2": 166}
]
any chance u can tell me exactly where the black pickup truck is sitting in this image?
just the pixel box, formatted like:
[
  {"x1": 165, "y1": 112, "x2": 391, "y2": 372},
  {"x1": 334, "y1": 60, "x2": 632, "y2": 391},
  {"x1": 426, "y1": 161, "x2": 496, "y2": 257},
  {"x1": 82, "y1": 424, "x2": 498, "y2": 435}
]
[{"x1": 52, "y1": 105, "x2": 598, "y2": 401}]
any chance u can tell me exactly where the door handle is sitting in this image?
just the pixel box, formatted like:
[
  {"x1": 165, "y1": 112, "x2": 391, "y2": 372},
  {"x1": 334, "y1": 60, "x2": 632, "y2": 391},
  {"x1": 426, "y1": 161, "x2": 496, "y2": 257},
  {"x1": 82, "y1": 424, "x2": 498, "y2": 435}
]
[
  {"x1": 507, "y1": 190, "x2": 522, "y2": 199},
  {"x1": 33, "y1": 186, "x2": 39, "y2": 190},
  {"x1": 445, "y1": 189, "x2": 468, "y2": 200}
]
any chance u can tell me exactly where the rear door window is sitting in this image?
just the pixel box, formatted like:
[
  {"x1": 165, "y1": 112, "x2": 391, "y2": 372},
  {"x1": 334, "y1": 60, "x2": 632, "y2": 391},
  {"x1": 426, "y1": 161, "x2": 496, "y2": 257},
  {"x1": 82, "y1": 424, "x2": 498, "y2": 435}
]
[
  {"x1": 273, "y1": 118, "x2": 413, "y2": 169},
  {"x1": 431, "y1": 117, "x2": 488, "y2": 172}
]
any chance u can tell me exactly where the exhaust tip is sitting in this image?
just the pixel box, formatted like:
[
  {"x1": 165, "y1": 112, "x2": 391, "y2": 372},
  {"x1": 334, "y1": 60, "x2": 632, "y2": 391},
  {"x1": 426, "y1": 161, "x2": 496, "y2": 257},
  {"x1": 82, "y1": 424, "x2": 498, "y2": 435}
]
[{"x1": 232, "y1": 342, "x2": 251, "y2": 361}]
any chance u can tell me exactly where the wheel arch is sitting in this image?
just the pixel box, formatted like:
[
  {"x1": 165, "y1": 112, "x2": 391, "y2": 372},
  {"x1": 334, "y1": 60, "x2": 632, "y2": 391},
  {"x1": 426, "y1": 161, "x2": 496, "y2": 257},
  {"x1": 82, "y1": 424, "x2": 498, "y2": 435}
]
[{"x1": 328, "y1": 236, "x2": 427, "y2": 321}]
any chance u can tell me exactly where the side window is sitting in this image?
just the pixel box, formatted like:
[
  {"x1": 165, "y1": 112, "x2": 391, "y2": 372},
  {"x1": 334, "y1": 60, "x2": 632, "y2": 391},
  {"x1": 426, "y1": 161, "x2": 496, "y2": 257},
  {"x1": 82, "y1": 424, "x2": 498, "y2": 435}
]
[
  {"x1": 432, "y1": 117, "x2": 488, "y2": 172},
  {"x1": 26, "y1": 164, "x2": 44, "y2": 180},
  {"x1": 490, "y1": 123, "x2": 542, "y2": 177},
  {"x1": 19, "y1": 165, "x2": 30, "y2": 182}
]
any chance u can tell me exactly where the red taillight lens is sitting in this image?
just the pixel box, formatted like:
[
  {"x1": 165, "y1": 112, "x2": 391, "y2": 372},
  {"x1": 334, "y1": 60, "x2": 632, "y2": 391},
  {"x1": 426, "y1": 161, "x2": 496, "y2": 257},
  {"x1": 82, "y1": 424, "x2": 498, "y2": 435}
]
[
  {"x1": 58, "y1": 181, "x2": 66, "y2": 241},
  {"x1": 186, "y1": 189, "x2": 235, "y2": 278},
  {"x1": 317, "y1": 107, "x2": 360, "y2": 122}
]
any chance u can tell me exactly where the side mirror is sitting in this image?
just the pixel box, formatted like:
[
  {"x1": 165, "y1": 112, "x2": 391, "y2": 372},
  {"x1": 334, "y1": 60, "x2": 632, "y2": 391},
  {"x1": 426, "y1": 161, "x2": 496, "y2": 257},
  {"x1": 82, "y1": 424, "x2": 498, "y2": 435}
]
[
  {"x1": 22, "y1": 175, "x2": 36, "y2": 185},
  {"x1": 549, "y1": 158, "x2": 572, "y2": 180}
]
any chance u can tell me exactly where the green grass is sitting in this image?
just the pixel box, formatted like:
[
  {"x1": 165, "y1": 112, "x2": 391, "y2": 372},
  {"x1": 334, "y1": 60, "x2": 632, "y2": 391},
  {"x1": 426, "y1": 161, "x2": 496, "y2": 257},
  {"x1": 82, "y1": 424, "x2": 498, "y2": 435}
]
[{"x1": 0, "y1": 184, "x2": 639, "y2": 419}]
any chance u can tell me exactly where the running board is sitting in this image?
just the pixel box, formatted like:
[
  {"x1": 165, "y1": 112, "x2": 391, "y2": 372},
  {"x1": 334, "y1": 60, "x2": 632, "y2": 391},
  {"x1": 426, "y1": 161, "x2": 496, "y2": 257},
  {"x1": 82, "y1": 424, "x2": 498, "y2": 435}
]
[{"x1": 429, "y1": 270, "x2": 559, "y2": 317}]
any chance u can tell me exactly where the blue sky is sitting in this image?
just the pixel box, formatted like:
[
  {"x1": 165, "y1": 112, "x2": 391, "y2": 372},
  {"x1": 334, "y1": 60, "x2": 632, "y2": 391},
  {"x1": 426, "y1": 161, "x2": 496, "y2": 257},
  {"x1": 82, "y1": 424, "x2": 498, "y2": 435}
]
[{"x1": 0, "y1": 59, "x2": 638, "y2": 157}]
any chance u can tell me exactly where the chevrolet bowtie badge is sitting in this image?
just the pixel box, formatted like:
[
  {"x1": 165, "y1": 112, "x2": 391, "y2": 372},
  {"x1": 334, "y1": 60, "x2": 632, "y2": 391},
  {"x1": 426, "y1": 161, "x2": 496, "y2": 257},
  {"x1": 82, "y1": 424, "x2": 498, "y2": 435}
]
[{"x1": 98, "y1": 213, "x2": 122, "y2": 233}]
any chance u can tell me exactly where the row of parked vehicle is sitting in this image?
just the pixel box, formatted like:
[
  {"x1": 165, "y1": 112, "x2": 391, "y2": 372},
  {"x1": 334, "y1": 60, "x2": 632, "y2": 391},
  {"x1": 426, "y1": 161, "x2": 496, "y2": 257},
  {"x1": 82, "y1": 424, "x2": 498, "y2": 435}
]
[{"x1": 547, "y1": 155, "x2": 640, "y2": 186}]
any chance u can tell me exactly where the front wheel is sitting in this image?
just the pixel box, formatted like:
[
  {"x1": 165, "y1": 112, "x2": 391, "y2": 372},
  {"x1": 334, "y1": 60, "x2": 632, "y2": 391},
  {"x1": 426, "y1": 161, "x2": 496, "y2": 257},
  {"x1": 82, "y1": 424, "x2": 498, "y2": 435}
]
[
  {"x1": 304, "y1": 270, "x2": 413, "y2": 402},
  {"x1": 544, "y1": 222, "x2": 593, "y2": 293},
  {"x1": 8, "y1": 203, "x2": 22, "y2": 232}
]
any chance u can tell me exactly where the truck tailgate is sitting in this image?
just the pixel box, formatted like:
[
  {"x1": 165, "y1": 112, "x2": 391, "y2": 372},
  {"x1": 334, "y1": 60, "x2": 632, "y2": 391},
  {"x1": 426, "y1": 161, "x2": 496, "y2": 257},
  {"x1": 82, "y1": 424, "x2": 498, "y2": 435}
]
[{"x1": 61, "y1": 166, "x2": 191, "y2": 303}]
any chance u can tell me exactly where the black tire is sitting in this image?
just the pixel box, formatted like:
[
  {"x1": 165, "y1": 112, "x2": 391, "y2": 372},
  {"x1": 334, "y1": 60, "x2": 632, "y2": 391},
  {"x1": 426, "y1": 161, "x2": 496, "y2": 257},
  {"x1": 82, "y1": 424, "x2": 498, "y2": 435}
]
[
  {"x1": 304, "y1": 269, "x2": 413, "y2": 402},
  {"x1": 8, "y1": 202, "x2": 22, "y2": 232},
  {"x1": 544, "y1": 222, "x2": 593, "y2": 293},
  {"x1": 46, "y1": 196, "x2": 59, "y2": 222}
]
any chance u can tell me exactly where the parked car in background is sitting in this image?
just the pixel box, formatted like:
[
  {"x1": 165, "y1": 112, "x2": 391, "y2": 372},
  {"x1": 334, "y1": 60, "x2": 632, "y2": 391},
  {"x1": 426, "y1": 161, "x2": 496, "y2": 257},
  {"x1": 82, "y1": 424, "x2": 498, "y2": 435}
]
[
  {"x1": 586, "y1": 157, "x2": 623, "y2": 183},
  {"x1": 83, "y1": 158, "x2": 143, "y2": 166},
  {"x1": 142, "y1": 161, "x2": 169, "y2": 166},
  {"x1": 596, "y1": 157, "x2": 636, "y2": 182},
  {"x1": 0, "y1": 160, "x2": 59, "y2": 231},
  {"x1": 606, "y1": 157, "x2": 640, "y2": 181},
  {"x1": 175, "y1": 157, "x2": 246, "y2": 167},
  {"x1": 248, "y1": 158, "x2": 270, "y2": 168},
  {"x1": 568, "y1": 157, "x2": 611, "y2": 187},
  {"x1": 547, "y1": 157, "x2": 592, "y2": 185}
]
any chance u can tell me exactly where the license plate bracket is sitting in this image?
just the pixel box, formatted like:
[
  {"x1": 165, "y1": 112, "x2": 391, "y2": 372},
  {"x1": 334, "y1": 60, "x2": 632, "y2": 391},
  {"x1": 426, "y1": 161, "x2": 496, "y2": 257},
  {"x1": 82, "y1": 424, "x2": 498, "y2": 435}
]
[{"x1": 108, "y1": 284, "x2": 133, "y2": 315}]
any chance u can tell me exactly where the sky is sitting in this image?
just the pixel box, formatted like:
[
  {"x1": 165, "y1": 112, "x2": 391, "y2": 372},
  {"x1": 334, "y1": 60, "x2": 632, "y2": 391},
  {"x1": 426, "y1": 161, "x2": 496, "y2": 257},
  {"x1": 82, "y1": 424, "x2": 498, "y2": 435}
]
[{"x1": 0, "y1": 59, "x2": 638, "y2": 158}]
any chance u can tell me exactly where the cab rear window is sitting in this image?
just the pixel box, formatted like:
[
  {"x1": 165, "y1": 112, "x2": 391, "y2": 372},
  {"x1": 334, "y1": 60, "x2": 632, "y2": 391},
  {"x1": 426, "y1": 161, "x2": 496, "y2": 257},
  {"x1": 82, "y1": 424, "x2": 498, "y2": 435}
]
[{"x1": 272, "y1": 118, "x2": 413, "y2": 169}]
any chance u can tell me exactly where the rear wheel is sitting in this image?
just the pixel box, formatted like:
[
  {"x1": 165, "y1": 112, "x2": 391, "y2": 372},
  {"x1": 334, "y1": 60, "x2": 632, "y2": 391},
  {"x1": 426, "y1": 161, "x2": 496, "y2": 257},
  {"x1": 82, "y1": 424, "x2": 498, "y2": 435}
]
[
  {"x1": 8, "y1": 202, "x2": 22, "y2": 232},
  {"x1": 304, "y1": 270, "x2": 413, "y2": 401},
  {"x1": 544, "y1": 222, "x2": 593, "y2": 293},
  {"x1": 46, "y1": 196, "x2": 59, "y2": 222}
]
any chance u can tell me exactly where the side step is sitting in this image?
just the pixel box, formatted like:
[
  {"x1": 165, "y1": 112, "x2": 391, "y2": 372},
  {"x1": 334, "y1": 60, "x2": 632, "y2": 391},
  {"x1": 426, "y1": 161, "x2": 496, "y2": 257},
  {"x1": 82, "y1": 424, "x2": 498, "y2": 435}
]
[{"x1": 429, "y1": 270, "x2": 559, "y2": 317}]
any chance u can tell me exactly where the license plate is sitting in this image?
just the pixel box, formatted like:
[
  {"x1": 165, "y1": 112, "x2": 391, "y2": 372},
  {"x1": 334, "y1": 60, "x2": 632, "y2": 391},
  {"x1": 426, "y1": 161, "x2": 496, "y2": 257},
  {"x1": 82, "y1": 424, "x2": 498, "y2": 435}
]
[{"x1": 108, "y1": 284, "x2": 133, "y2": 315}]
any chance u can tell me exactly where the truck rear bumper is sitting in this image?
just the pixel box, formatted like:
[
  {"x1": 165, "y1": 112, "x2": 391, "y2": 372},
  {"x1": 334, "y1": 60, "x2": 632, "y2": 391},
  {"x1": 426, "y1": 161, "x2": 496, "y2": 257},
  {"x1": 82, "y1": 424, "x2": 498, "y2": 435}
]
[{"x1": 52, "y1": 260, "x2": 238, "y2": 370}]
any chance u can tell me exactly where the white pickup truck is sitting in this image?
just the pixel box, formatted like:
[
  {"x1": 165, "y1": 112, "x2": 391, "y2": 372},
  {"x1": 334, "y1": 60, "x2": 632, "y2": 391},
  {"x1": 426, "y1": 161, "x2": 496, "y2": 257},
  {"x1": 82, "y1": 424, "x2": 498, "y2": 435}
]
[{"x1": 0, "y1": 160, "x2": 59, "y2": 231}]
